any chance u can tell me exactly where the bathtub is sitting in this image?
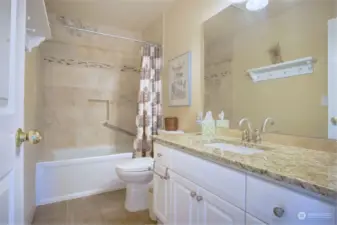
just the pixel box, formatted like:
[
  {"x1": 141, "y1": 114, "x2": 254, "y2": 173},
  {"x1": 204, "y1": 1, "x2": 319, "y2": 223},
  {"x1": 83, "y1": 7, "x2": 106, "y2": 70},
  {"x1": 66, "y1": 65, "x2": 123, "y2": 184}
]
[{"x1": 36, "y1": 146, "x2": 132, "y2": 205}]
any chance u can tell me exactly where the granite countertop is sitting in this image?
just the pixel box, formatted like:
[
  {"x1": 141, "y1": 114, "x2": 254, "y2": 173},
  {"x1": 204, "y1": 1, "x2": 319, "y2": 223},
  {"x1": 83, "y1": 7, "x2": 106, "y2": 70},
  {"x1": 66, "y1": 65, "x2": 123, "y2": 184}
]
[{"x1": 153, "y1": 133, "x2": 337, "y2": 200}]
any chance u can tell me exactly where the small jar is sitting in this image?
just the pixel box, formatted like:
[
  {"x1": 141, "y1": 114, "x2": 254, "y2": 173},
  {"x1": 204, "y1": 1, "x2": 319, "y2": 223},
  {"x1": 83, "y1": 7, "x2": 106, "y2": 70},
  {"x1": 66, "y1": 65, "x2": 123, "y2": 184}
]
[{"x1": 164, "y1": 117, "x2": 178, "y2": 131}]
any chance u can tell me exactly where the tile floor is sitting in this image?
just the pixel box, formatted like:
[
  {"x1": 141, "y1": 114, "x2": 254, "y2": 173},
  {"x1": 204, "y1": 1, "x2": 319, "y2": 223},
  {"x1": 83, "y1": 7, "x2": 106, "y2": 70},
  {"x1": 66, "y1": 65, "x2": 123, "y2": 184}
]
[{"x1": 32, "y1": 189, "x2": 156, "y2": 225}]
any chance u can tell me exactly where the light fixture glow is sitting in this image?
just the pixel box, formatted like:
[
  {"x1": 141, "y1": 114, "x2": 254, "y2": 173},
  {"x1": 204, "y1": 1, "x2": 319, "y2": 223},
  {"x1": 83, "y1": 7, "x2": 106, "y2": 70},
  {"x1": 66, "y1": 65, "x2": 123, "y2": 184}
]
[
  {"x1": 246, "y1": 0, "x2": 269, "y2": 11},
  {"x1": 229, "y1": 0, "x2": 247, "y2": 4}
]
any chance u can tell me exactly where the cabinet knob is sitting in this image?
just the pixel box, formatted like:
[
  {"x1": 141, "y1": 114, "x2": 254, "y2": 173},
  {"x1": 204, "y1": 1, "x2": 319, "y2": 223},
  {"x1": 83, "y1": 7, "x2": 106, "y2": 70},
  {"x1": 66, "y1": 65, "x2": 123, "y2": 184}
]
[
  {"x1": 273, "y1": 207, "x2": 285, "y2": 218},
  {"x1": 157, "y1": 153, "x2": 163, "y2": 157},
  {"x1": 190, "y1": 192, "x2": 197, "y2": 198},
  {"x1": 196, "y1": 196, "x2": 203, "y2": 202}
]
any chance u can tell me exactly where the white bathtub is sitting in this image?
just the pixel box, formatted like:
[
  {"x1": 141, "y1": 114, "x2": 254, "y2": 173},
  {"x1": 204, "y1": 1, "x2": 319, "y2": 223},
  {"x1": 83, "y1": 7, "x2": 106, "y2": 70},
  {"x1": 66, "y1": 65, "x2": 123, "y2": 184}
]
[{"x1": 36, "y1": 146, "x2": 132, "y2": 205}]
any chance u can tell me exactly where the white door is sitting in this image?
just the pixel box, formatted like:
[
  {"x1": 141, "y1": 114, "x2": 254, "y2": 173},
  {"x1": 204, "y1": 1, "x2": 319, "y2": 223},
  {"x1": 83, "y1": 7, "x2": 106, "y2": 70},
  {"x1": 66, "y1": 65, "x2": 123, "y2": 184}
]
[
  {"x1": 170, "y1": 172, "x2": 198, "y2": 225},
  {"x1": 0, "y1": 0, "x2": 26, "y2": 224},
  {"x1": 153, "y1": 164, "x2": 170, "y2": 224},
  {"x1": 246, "y1": 213, "x2": 268, "y2": 225},
  {"x1": 198, "y1": 187, "x2": 245, "y2": 225},
  {"x1": 328, "y1": 17, "x2": 337, "y2": 139}
]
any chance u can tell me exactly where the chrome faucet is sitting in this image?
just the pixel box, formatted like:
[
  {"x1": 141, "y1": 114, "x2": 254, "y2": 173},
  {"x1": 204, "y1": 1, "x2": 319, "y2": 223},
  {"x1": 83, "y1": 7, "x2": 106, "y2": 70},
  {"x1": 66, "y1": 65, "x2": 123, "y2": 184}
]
[
  {"x1": 239, "y1": 118, "x2": 253, "y2": 145},
  {"x1": 253, "y1": 117, "x2": 275, "y2": 144},
  {"x1": 238, "y1": 117, "x2": 275, "y2": 145},
  {"x1": 261, "y1": 117, "x2": 275, "y2": 133},
  {"x1": 239, "y1": 118, "x2": 253, "y2": 131}
]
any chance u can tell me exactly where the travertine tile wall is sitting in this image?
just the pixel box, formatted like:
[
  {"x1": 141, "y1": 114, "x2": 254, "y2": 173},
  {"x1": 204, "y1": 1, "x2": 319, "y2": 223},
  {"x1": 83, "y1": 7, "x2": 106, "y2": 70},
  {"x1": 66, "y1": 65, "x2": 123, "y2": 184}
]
[{"x1": 40, "y1": 15, "x2": 141, "y2": 160}]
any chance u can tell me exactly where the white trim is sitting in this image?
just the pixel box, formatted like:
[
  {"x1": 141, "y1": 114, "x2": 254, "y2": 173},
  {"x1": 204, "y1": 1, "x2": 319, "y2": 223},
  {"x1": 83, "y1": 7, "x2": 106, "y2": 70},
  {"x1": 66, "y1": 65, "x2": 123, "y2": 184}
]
[
  {"x1": 37, "y1": 182, "x2": 126, "y2": 206},
  {"x1": 39, "y1": 152, "x2": 132, "y2": 167},
  {"x1": 328, "y1": 18, "x2": 337, "y2": 139}
]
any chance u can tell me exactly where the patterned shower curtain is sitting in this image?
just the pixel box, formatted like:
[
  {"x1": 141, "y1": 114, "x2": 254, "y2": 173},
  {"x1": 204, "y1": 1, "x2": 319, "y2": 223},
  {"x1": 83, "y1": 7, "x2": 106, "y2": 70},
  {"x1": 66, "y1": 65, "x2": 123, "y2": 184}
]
[{"x1": 134, "y1": 45, "x2": 162, "y2": 158}]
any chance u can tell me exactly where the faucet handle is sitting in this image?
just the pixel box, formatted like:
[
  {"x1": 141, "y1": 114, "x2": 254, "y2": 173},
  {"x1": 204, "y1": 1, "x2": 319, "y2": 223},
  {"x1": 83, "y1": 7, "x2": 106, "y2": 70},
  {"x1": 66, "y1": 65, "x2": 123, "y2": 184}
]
[
  {"x1": 241, "y1": 129, "x2": 250, "y2": 144},
  {"x1": 253, "y1": 129, "x2": 262, "y2": 144}
]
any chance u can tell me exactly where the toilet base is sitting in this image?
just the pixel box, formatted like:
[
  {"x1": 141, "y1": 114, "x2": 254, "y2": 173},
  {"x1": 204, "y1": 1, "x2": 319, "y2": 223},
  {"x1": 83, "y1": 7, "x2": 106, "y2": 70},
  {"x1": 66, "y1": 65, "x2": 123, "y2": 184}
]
[{"x1": 125, "y1": 183, "x2": 149, "y2": 212}]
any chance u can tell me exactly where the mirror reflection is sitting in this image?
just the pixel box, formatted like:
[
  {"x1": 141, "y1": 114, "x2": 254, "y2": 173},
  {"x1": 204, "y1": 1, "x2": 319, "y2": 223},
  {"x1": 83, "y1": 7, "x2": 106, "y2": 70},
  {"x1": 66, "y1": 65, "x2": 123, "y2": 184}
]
[
  {"x1": 204, "y1": 0, "x2": 336, "y2": 139},
  {"x1": 0, "y1": 0, "x2": 11, "y2": 108}
]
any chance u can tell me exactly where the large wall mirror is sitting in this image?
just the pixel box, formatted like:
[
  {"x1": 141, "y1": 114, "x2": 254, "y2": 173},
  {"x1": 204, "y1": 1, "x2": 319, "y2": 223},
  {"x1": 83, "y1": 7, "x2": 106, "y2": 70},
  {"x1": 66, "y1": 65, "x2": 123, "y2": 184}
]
[{"x1": 204, "y1": 0, "x2": 337, "y2": 139}]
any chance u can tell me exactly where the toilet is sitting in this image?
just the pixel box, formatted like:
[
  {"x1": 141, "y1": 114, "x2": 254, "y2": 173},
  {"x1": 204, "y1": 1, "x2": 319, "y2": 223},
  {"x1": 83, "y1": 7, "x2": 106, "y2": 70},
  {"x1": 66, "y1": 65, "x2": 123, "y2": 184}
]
[{"x1": 116, "y1": 157, "x2": 154, "y2": 212}]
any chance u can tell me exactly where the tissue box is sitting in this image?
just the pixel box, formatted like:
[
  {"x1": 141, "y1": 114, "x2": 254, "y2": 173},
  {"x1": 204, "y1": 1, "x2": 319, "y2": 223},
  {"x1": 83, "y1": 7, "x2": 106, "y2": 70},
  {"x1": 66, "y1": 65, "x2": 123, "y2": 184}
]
[
  {"x1": 202, "y1": 120, "x2": 216, "y2": 138},
  {"x1": 216, "y1": 120, "x2": 230, "y2": 128}
]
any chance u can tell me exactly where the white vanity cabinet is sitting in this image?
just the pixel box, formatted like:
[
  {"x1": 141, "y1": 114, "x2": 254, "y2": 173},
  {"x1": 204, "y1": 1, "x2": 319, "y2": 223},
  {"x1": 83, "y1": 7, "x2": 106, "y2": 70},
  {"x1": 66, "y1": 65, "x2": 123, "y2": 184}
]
[
  {"x1": 153, "y1": 164, "x2": 170, "y2": 224},
  {"x1": 170, "y1": 171, "x2": 245, "y2": 225},
  {"x1": 198, "y1": 186, "x2": 245, "y2": 225},
  {"x1": 152, "y1": 143, "x2": 336, "y2": 225},
  {"x1": 246, "y1": 176, "x2": 336, "y2": 225},
  {"x1": 246, "y1": 213, "x2": 268, "y2": 225},
  {"x1": 153, "y1": 143, "x2": 246, "y2": 225},
  {"x1": 170, "y1": 171, "x2": 198, "y2": 225}
]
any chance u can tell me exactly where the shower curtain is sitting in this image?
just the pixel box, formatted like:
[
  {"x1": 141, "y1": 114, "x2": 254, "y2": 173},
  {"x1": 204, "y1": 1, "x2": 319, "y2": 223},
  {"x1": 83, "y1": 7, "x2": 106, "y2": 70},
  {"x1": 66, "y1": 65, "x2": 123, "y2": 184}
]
[{"x1": 134, "y1": 45, "x2": 162, "y2": 158}]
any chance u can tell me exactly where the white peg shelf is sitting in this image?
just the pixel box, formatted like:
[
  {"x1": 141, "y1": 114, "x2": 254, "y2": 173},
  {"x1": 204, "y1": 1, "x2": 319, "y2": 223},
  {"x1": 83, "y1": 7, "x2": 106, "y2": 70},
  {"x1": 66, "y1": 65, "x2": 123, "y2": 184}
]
[{"x1": 247, "y1": 57, "x2": 316, "y2": 83}]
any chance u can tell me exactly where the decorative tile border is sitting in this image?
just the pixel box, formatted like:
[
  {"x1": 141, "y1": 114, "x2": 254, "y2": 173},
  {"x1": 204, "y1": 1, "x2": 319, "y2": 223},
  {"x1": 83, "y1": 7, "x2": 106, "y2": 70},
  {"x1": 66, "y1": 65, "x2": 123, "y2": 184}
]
[
  {"x1": 204, "y1": 70, "x2": 231, "y2": 80},
  {"x1": 43, "y1": 56, "x2": 114, "y2": 69}
]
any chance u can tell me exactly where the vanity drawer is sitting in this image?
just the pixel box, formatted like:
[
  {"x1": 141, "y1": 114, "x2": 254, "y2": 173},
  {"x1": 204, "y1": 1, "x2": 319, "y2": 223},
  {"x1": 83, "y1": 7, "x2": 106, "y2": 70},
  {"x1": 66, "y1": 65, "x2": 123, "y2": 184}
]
[
  {"x1": 246, "y1": 175, "x2": 335, "y2": 225},
  {"x1": 170, "y1": 148, "x2": 246, "y2": 210},
  {"x1": 153, "y1": 143, "x2": 171, "y2": 167}
]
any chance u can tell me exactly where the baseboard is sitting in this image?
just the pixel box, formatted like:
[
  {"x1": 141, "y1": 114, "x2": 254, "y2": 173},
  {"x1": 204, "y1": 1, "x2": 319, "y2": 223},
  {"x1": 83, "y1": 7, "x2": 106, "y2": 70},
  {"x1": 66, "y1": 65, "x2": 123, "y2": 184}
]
[
  {"x1": 37, "y1": 181, "x2": 126, "y2": 206},
  {"x1": 26, "y1": 206, "x2": 36, "y2": 225}
]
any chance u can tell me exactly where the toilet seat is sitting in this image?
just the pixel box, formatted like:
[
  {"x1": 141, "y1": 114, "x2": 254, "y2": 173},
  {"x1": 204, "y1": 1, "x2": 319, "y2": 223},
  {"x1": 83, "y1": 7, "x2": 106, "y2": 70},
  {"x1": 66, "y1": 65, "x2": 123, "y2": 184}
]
[{"x1": 116, "y1": 157, "x2": 153, "y2": 172}]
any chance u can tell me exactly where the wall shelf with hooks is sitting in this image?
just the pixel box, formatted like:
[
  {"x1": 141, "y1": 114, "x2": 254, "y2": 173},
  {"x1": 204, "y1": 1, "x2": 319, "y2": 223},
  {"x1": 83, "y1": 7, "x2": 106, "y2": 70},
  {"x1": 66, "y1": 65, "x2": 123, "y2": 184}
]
[{"x1": 247, "y1": 57, "x2": 316, "y2": 83}]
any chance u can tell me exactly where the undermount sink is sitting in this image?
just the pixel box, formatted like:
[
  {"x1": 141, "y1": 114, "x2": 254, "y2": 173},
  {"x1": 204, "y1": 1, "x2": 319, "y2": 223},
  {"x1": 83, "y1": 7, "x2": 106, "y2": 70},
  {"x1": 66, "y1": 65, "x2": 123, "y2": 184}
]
[{"x1": 204, "y1": 141, "x2": 269, "y2": 155}]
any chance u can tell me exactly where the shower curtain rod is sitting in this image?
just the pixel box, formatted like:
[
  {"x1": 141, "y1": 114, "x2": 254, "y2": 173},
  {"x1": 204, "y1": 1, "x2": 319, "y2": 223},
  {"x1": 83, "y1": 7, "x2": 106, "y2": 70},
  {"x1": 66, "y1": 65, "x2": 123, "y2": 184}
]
[{"x1": 62, "y1": 25, "x2": 160, "y2": 46}]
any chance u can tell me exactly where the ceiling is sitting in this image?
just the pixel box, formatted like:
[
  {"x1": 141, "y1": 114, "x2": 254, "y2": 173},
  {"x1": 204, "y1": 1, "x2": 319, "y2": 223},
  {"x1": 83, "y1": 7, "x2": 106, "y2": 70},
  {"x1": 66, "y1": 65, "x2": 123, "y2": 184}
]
[{"x1": 45, "y1": 0, "x2": 176, "y2": 32}]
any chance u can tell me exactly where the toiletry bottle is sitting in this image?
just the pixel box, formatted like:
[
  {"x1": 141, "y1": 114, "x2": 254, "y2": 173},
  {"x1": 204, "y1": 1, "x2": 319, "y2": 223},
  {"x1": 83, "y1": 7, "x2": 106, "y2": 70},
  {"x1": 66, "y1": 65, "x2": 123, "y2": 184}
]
[{"x1": 202, "y1": 111, "x2": 216, "y2": 141}]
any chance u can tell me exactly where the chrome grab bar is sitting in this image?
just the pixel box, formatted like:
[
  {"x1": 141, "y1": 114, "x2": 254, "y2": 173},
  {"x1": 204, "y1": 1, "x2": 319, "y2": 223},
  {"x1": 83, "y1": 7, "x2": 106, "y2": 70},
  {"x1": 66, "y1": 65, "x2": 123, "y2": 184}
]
[
  {"x1": 148, "y1": 161, "x2": 170, "y2": 180},
  {"x1": 102, "y1": 121, "x2": 136, "y2": 137}
]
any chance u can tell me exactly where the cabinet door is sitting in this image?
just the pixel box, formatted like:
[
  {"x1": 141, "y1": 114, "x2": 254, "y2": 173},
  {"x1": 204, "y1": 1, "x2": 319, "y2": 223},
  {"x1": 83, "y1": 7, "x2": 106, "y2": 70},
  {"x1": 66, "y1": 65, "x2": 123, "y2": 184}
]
[
  {"x1": 198, "y1": 187, "x2": 245, "y2": 225},
  {"x1": 170, "y1": 171, "x2": 198, "y2": 225},
  {"x1": 153, "y1": 164, "x2": 170, "y2": 224},
  {"x1": 246, "y1": 213, "x2": 268, "y2": 225},
  {"x1": 247, "y1": 176, "x2": 335, "y2": 225}
]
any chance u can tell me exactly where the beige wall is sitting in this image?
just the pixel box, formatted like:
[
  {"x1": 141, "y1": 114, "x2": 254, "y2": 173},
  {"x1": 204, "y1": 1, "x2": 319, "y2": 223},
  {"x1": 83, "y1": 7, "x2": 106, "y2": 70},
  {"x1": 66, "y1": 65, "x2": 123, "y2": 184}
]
[
  {"x1": 230, "y1": 1, "x2": 333, "y2": 138},
  {"x1": 40, "y1": 15, "x2": 141, "y2": 159},
  {"x1": 162, "y1": 0, "x2": 231, "y2": 132},
  {"x1": 142, "y1": 15, "x2": 163, "y2": 44},
  {"x1": 24, "y1": 48, "x2": 43, "y2": 222},
  {"x1": 204, "y1": 60, "x2": 232, "y2": 121}
]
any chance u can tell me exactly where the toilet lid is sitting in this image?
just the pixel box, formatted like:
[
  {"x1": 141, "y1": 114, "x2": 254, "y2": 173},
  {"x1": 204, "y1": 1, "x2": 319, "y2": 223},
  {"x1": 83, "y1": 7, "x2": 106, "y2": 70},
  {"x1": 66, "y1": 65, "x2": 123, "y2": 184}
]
[{"x1": 117, "y1": 157, "x2": 154, "y2": 172}]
